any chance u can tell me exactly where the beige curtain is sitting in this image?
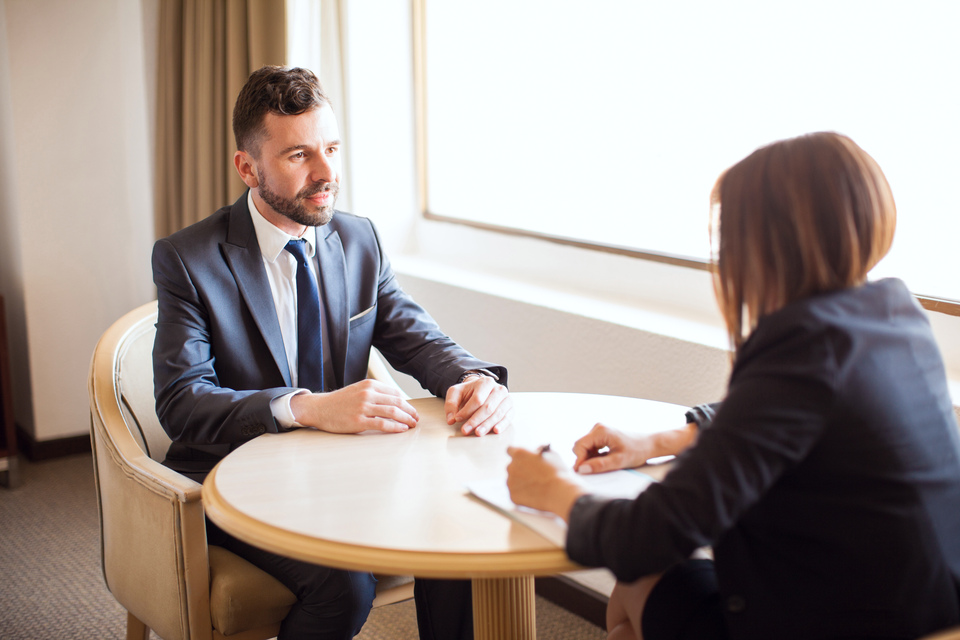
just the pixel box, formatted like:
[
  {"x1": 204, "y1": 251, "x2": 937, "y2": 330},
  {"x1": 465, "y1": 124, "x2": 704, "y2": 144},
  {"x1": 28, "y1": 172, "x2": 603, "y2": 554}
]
[{"x1": 155, "y1": 0, "x2": 287, "y2": 238}]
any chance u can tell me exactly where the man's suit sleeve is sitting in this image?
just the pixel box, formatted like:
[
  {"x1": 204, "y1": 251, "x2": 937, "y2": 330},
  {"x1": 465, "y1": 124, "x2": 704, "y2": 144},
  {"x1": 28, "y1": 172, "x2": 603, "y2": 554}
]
[
  {"x1": 363, "y1": 220, "x2": 508, "y2": 397},
  {"x1": 152, "y1": 238, "x2": 298, "y2": 445}
]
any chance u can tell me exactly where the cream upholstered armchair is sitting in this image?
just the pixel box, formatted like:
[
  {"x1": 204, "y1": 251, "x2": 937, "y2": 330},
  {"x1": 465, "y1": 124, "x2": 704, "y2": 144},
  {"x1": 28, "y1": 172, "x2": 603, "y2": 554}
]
[{"x1": 88, "y1": 300, "x2": 413, "y2": 640}]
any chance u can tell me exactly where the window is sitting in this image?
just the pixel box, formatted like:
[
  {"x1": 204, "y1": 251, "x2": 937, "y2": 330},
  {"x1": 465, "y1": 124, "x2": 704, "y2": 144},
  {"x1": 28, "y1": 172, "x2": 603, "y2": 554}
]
[{"x1": 420, "y1": 1, "x2": 960, "y2": 303}]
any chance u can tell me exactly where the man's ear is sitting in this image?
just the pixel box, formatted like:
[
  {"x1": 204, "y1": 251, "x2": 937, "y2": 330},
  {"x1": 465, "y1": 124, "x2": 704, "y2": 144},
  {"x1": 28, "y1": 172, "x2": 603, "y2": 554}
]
[{"x1": 234, "y1": 150, "x2": 259, "y2": 188}]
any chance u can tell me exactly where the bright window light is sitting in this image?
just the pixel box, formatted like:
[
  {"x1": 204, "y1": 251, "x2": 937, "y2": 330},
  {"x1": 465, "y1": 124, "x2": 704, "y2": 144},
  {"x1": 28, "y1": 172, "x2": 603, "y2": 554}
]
[
  {"x1": 286, "y1": 0, "x2": 322, "y2": 72},
  {"x1": 424, "y1": 0, "x2": 960, "y2": 300}
]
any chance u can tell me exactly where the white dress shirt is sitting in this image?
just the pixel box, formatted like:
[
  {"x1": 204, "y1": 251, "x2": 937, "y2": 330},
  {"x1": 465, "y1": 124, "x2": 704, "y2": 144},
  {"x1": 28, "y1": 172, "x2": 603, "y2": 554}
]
[{"x1": 247, "y1": 190, "x2": 331, "y2": 427}]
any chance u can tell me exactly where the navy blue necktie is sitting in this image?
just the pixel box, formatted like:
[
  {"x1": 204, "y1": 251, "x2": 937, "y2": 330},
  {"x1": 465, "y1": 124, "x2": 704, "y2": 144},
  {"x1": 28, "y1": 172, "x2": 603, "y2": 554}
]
[{"x1": 284, "y1": 239, "x2": 325, "y2": 392}]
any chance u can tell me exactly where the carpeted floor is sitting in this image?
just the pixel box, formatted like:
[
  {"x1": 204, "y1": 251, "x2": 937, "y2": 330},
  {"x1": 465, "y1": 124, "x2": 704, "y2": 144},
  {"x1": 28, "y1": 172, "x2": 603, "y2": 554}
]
[{"x1": 0, "y1": 453, "x2": 606, "y2": 639}]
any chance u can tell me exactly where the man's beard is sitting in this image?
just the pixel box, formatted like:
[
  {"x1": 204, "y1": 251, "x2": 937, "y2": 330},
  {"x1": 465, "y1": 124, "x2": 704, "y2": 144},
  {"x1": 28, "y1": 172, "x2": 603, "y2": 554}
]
[{"x1": 257, "y1": 168, "x2": 339, "y2": 227}]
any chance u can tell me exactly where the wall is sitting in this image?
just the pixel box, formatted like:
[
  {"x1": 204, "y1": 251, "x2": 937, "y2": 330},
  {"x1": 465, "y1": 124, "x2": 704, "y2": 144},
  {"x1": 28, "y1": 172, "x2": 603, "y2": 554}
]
[{"x1": 0, "y1": 0, "x2": 155, "y2": 442}]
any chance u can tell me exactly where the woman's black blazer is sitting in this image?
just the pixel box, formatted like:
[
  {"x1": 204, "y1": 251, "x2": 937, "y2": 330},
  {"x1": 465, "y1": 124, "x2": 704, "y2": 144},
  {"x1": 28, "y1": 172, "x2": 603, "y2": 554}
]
[{"x1": 568, "y1": 279, "x2": 960, "y2": 639}]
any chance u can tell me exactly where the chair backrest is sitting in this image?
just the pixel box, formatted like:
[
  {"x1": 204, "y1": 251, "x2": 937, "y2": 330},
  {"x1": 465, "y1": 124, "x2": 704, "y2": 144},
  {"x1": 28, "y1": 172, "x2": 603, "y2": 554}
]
[{"x1": 113, "y1": 301, "x2": 169, "y2": 461}]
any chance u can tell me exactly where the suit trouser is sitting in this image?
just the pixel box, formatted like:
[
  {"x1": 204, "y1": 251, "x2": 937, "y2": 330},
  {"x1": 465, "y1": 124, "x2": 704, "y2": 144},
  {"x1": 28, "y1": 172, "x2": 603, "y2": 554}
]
[{"x1": 207, "y1": 520, "x2": 474, "y2": 639}]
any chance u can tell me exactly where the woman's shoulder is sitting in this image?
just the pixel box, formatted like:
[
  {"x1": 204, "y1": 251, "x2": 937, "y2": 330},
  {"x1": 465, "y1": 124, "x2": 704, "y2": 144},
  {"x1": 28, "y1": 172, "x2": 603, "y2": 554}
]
[
  {"x1": 801, "y1": 278, "x2": 918, "y2": 324},
  {"x1": 753, "y1": 279, "x2": 918, "y2": 340},
  {"x1": 736, "y1": 279, "x2": 925, "y2": 374}
]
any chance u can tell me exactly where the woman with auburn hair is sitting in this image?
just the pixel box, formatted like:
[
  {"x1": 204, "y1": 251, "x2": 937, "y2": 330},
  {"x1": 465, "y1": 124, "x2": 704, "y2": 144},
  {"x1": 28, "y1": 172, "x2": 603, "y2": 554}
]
[{"x1": 507, "y1": 132, "x2": 960, "y2": 640}]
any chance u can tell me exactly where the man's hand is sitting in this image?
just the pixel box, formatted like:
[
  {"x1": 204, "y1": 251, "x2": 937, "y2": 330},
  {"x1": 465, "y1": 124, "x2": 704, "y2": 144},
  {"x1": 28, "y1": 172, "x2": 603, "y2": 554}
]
[
  {"x1": 444, "y1": 375, "x2": 513, "y2": 436},
  {"x1": 572, "y1": 422, "x2": 698, "y2": 474},
  {"x1": 506, "y1": 446, "x2": 586, "y2": 523},
  {"x1": 290, "y1": 379, "x2": 419, "y2": 434}
]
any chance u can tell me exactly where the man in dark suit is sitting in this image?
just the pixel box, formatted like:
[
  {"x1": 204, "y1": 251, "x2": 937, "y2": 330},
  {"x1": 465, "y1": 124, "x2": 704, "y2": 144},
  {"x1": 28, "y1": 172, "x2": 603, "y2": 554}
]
[{"x1": 152, "y1": 66, "x2": 510, "y2": 640}]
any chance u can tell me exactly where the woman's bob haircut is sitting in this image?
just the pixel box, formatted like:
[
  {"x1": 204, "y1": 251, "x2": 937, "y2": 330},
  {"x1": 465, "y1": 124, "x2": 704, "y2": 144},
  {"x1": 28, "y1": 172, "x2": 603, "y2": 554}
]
[{"x1": 711, "y1": 131, "x2": 897, "y2": 349}]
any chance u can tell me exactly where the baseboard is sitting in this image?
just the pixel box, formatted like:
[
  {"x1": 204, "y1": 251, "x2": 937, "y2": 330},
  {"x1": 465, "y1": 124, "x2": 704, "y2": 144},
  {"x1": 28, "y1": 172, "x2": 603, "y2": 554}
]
[
  {"x1": 535, "y1": 575, "x2": 608, "y2": 629},
  {"x1": 15, "y1": 425, "x2": 90, "y2": 461}
]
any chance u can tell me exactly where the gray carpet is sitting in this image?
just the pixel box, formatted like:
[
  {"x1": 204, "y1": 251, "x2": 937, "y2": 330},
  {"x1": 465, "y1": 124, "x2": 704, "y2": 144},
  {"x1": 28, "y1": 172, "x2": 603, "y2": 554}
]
[{"x1": 0, "y1": 453, "x2": 605, "y2": 639}]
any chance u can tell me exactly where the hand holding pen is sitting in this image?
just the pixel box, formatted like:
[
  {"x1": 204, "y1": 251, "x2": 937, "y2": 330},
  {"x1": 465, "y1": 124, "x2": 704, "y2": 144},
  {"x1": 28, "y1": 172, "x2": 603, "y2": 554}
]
[{"x1": 506, "y1": 442, "x2": 587, "y2": 522}]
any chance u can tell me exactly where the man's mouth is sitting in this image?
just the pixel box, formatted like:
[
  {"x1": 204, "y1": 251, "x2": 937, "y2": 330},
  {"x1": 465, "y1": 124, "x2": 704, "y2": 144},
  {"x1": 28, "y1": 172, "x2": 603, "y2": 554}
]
[{"x1": 302, "y1": 184, "x2": 337, "y2": 206}]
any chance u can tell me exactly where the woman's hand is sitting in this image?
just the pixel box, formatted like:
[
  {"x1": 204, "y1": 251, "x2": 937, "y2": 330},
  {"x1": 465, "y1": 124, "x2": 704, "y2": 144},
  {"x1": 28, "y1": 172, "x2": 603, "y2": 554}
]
[
  {"x1": 573, "y1": 422, "x2": 698, "y2": 474},
  {"x1": 506, "y1": 447, "x2": 587, "y2": 523}
]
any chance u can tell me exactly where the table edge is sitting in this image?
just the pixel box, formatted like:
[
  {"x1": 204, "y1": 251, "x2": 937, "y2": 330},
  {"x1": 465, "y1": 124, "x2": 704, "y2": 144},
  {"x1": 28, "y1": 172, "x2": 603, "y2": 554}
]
[{"x1": 202, "y1": 462, "x2": 581, "y2": 579}]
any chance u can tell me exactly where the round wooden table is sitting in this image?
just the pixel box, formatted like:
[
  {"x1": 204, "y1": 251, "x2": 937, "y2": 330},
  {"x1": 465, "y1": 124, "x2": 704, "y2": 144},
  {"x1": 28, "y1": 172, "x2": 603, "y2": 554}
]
[{"x1": 202, "y1": 391, "x2": 686, "y2": 639}]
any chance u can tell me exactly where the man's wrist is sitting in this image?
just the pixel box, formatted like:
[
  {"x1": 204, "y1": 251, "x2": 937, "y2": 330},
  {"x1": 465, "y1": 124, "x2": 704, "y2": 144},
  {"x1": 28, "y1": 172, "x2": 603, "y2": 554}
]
[{"x1": 273, "y1": 389, "x2": 311, "y2": 429}]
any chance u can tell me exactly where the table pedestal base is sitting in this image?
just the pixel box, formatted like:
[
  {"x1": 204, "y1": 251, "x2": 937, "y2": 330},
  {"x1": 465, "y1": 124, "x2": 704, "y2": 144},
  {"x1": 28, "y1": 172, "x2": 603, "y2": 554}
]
[{"x1": 472, "y1": 576, "x2": 536, "y2": 640}]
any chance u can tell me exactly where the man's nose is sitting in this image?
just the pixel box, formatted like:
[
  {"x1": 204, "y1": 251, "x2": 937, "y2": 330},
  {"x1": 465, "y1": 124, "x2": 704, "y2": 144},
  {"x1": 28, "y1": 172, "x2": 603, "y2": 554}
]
[{"x1": 309, "y1": 154, "x2": 337, "y2": 183}]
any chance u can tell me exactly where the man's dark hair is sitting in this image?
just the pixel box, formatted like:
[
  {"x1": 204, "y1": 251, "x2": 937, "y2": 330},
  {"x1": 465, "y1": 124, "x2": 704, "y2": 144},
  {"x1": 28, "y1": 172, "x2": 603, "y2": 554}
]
[{"x1": 232, "y1": 66, "x2": 329, "y2": 156}]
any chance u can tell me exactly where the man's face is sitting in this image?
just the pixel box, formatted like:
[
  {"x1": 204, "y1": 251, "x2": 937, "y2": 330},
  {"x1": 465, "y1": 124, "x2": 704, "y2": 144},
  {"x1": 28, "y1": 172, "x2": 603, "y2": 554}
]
[{"x1": 250, "y1": 104, "x2": 342, "y2": 228}]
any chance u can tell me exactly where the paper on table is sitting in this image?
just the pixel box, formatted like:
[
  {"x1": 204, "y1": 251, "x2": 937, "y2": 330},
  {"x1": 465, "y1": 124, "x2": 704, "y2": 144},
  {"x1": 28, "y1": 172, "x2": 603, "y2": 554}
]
[{"x1": 466, "y1": 469, "x2": 655, "y2": 547}]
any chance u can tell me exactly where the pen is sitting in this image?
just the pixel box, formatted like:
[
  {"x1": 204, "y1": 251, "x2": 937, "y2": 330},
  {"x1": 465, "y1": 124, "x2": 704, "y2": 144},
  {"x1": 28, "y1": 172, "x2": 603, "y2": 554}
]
[{"x1": 538, "y1": 444, "x2": 551, "y2": 456}]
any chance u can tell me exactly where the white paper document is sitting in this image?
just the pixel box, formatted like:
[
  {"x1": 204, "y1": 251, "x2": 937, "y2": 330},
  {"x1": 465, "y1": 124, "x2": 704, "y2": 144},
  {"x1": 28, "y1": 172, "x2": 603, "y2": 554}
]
[{"x1": 467, "y1": 469, "x2": 655, "y2": 547}]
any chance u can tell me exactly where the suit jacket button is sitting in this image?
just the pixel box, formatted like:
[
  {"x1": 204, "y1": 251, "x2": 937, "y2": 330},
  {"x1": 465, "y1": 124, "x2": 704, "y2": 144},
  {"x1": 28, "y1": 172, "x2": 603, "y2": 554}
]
[{"x1": 726, "y1": 595, "x2": 746, "y2": 613}]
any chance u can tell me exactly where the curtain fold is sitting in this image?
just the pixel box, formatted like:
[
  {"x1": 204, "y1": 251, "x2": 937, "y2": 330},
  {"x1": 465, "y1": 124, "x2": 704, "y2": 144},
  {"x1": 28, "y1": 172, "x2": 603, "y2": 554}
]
[{"x1": 155, "y1": 0, "x2": 287, "y2": 238}]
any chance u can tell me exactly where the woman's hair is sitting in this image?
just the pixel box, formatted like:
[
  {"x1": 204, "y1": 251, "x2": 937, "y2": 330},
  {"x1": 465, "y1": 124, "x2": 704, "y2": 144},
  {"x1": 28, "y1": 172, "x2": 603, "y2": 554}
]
[{"x1": 711, "y1": 132, "x2": 896, "y2": 349}]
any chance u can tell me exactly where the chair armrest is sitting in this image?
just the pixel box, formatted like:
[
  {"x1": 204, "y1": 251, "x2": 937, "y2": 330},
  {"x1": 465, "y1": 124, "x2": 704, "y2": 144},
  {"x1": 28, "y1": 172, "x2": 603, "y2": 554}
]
[
  {"x1": 122, "y1": 449, "x2": 203, "y2": 503},
  {"x1": 90, "y1": 406, "x2": 202, "y2": 504}
]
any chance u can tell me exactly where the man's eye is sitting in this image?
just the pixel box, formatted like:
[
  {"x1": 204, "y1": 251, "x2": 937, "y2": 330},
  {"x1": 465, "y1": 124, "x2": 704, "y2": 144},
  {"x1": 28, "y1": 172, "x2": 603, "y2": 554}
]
[
  {"x1": 292, "y1": 151, "x2": 305, "y2": 159},
  {"x1": 326, "y1": 147, "x2": 338, "y2": 156}
]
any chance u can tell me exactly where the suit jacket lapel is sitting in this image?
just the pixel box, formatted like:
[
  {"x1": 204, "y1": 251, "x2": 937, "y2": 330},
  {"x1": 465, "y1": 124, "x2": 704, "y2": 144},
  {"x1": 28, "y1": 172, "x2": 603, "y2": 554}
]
[
  {"x1": 221, "y1": 194, "x2": 293, "y2": 386},
  {"x1": 316, "y1": 223, "x2": 348, "y2": 389}
]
